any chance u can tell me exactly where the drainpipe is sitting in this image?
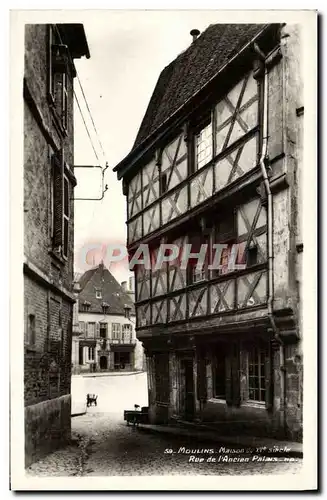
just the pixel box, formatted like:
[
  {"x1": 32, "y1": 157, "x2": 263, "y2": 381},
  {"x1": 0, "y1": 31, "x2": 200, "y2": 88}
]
[{"x1": 253, "y1": 43, "x2": 286, "y2": 432}]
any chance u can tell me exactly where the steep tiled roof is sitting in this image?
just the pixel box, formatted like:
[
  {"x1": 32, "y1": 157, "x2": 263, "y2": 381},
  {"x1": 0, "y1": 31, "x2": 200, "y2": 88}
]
[
  {"x1": 77, "y1": 264, "x2": 134, "y2": 315},
  {"x1": 133, "y1": 23, "x2": 267, "y2": 149}
]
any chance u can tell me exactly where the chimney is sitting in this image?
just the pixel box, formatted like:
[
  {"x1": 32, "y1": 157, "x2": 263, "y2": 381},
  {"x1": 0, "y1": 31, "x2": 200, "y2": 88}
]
[
  {"x1": 190, "y1": 29, "x2": 200, "y2": 42},
  {"x1": 121, "y1": 281, "x2": 127, "y2": 292}
]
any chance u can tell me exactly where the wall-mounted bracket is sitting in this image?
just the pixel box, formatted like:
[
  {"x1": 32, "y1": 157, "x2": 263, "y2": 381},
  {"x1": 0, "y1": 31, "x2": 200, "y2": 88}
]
[{"x1": 74, "y1": 162, "x2": 109, "y2": 201}]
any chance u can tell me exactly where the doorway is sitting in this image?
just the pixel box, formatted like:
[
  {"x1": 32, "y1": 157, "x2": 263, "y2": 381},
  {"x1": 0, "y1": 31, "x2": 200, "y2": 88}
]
[
  {"x1": 114, "y1": 351, "x2": 131, "y2": 370},
  {"x1": 100, "y1": 356, "x2": 108, "y2": 370},
  {"x1": 181, "y1": 358, "x2": 195, "y2": 421}
]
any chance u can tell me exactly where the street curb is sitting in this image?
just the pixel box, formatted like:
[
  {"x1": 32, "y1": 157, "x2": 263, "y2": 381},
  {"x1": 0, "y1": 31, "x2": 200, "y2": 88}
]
[
  {"x1": 136, "y1": 424, "x2": 303, "y2": 459},
  {"x1": 81, "y1": 370, "x2": 145, "y2": 378},
  {"x1": 71, "y1": 411, "x2": 87, "y2": 417}
]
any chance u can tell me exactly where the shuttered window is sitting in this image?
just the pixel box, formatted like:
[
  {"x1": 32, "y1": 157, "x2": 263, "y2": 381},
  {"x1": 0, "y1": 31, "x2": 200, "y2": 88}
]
[
  {"x1": 48, "y1": 25, "x2": 69, "y2": 130},
  {"x1": 48, "y1": 25, "x2": 58, "y2": 101},
  {"x1": 63, "y1": 175, "x2": 70, "y2": 258},
  {"x1": 52, "y1": 152, "x2": 63, "y2": 250},
  {"x1": 62, "y1": 72, "x2": 68, "y2": 130},
  {"x1": 51, "y1": 151, "x2": 70, "y2": 259}
]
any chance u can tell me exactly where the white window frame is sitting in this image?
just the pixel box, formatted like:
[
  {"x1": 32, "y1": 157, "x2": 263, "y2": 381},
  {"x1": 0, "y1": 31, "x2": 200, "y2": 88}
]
[
  {"x1": 191, "y1": 266, "x2": 206, "y2": 284},
  {"x1": 248, "y1": 347, "x2": 267, "y2": 403},
  {"x1": 112, "y1": 323, "x2": 121, "y2": 340},
  {"x1": 87, "y1": 322, "x2": 95, "y2": 339},
  {"x1": 96, "y1": 290, "x2": 102, "y2": 299},
  {"x1": 195, "y1": 121, "x2": 213, "y2": 170},
  {"x1": 122, "y1": 323, "x2": 132, "y2": 343}
]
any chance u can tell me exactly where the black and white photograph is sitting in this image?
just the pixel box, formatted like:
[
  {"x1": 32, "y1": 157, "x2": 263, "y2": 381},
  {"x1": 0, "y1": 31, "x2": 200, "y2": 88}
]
[{"x1": 9, "y1": 8, "x2": 317, "y2": 491}]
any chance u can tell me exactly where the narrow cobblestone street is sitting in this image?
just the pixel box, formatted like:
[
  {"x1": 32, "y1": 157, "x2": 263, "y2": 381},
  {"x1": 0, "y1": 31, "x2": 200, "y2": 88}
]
[{"x1": 27, "y1": 373, "x2": 302, "y2": 477}]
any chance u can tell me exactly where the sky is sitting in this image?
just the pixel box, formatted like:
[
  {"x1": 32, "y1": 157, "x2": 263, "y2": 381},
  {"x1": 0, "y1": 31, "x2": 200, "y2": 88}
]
[{"x1": 72, "y1": 10, "x2": 235, "y2": 284}]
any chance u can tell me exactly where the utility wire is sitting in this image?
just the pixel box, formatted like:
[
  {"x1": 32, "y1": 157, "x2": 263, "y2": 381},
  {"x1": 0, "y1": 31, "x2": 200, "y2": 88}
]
[
  {"x1": 74, "y1": 90, "x2": 100, "y2": 162},
  {"x1": 53, "y1": 24, "x2": 104, "y2": 165},
  {"x1": 76, "y1": 73, "x2": 107, "y2": 161}
]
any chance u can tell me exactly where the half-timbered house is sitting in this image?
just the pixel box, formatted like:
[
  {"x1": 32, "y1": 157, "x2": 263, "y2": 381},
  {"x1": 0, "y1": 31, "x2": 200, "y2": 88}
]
[{"x1": 114, "y1": 23, "x2": 303, "y2": 441}]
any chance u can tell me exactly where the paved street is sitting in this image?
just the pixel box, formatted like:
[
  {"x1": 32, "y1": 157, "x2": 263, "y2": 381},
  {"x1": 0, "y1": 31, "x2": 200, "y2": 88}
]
[{"x1": 27, "y1": 373, "x2": 302, "y2": 477}]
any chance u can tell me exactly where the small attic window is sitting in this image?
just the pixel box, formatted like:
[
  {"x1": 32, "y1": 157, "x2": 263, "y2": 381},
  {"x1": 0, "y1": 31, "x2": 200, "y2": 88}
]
[
  {"x1": 102, "y1": 302, "x2": 109, "y2": 314},
  {"x1": 96, "y1": 290, "x2": 102, "y2": 299},
  {"x1": 82, "y1": 301, "x2": 91, "y2": 312},
  {"x1": 124, "y1": 304, "x2": 132, "y2": 320}
]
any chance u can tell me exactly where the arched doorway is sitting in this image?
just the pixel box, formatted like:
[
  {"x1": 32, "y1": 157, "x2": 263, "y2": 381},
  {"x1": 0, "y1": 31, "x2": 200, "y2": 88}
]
[{"x1": 100, "y1": 356, "x2": 108, "y2": 370}]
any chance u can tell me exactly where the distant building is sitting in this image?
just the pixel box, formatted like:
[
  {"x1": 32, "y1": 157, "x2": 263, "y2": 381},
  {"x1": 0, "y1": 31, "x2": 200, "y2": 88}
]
[
  {"x1": 72, "y1": 263, "x2": 145, "y2": 373},
  {"x1": 24, "y1": 24, "x2": 90, "y2": 465},
  {"x1": 114, "y1": 24, "x2": 303, "y2": 441}
]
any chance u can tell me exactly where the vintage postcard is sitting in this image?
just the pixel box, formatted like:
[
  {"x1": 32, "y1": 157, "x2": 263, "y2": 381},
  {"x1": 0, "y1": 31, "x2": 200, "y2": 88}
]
[{"x1": 10, "y1": 8, "x2": 317, "y2": 491}]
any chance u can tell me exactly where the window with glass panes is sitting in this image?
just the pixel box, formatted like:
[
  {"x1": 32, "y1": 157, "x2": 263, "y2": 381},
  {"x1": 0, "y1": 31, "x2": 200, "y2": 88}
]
[
  {"x1": 122, "y1": 324, "x2": 132, "y2": 342},
  {"x1": 196, "y1": 122, "x2": 213, "y2": 170},
  {"x1": 248, "y1": 347, "x2": 267, "y2": 402},
  {"x1": 112, "y1": 323, "x2": 121, "y2": 340},
  {"x1": 87, "y1": 322, "x2": 95, "y2": 338}
]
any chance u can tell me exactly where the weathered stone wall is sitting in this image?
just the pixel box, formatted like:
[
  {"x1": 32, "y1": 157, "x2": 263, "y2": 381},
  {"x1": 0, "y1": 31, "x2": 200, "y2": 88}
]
[
  {"x1": 24, "y1": 24, "x2": 75, "y2": 165},
  {"x1": 24, "y1": 23, "x2": 77, "y2": 465},
  {"x1": 25, "y1": 394, "x2": 71, "y2": 467},
  {"x1": 267, "y1": 25, "x2": 303, "y2": 440},
  {"x1": 24, "y1": 275, "x2": 73, "y2": 407},
  {"x1": 267, "y1": 25, "x2": 303, "y2": 313},
  {"x1": 24, "y1": 24, "x2": 75, "y2": 291}
]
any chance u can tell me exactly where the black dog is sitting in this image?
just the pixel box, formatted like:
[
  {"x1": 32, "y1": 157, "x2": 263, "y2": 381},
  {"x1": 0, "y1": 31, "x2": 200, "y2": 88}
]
[{"x1": 86, "y1": 394, "x2": 98, "y2": 407}]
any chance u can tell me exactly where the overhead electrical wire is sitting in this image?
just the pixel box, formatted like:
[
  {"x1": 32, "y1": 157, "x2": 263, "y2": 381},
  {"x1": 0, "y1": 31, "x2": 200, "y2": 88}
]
[
  {"x1": 76, "y1": 73, "x2": 106, "y2": 162},
  {"x1": 74, "y1": 91, "x2": 100, "y2": 162},
  {"x1": 53, "y1": 24, "x2": 106, "y2": 165}
]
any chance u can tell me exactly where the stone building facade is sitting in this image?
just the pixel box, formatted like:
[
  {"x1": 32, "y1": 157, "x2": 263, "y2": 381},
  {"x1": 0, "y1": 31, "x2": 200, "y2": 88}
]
[
  {"x1": 71, "y1": 264, "x2": 146, "y2": 373},
  {"x1": 114, "y1": 24, "x2": 303, "y2": 441},
  {"x1": 24, "y1": 24, "x2": 90, "y2": 466}
]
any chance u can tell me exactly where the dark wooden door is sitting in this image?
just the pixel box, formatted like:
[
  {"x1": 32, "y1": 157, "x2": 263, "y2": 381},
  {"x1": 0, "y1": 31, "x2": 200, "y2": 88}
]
[{"x1": 182, "y1": 358, "x2": 195, "y2": 421}]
